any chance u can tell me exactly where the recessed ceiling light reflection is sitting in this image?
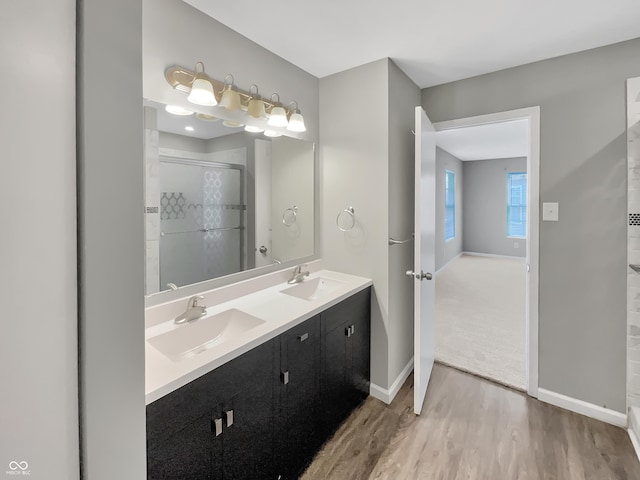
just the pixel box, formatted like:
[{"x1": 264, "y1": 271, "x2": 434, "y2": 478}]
[{"x1": 185, "y1": 126, "x2": 194, "y2": 132}]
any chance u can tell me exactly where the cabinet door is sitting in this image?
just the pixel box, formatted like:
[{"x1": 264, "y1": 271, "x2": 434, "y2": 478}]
[
  {"x1": 321, "y1": 288, "x2": 371, "y2": 433},
  {"x1": 218, "y1": 339, "x2": 277, "y2": 480},
  {"x1": 147, "y1": 413, "x2": 219, "y2": 480},
  {"x1": 349, "y1": 289, "x2": 371, "y2": 403},
  {"x1": 220, "y1": 385, "x2": 275, "y2": 480},
  {"x1": 279, "y1": 315, "x2": 321, "y2": 479},
  {"x1": 321, "y1": 315, "x2": 351, "y2": 436}
]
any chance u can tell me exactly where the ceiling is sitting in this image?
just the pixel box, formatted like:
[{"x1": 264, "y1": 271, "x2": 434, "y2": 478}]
[
  {"x1": 183, "y1": 0, "x2": 640, "y2": 88},
  {"x1": 435, "y1": 119, "x2": 528, "y2": 161}
]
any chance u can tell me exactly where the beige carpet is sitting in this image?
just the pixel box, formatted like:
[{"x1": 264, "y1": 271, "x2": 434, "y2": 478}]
[{"x1": 435, "y1": 254, "x2": 526, "y2": 390}]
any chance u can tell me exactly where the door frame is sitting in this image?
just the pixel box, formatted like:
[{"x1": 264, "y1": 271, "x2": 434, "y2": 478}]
[{"x1": 433, "y1": 106, "x2": 540, "y2": 398}]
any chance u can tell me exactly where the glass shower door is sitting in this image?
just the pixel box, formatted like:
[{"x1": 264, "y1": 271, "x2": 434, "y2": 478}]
[{"x1": 159, "y1": 158, "x2": 245, "y2": 288}]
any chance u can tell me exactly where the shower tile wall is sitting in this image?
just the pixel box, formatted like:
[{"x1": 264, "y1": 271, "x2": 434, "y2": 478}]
[
  {"x1": 144, "y1": 106, "x2": 161, "y2": 294},
  {"x1": 628, "y1": 78, "x2": 640, "y2": 437}
]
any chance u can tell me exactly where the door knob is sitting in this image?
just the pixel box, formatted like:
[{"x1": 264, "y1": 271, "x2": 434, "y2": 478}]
[{"x1": 406, "y1": 270, "x2": 432, "y2": 281}]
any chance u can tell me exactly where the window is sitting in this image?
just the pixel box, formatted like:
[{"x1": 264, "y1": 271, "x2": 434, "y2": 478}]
[
  {"x1": 507, "y1": 172, "x2": 527, "y2": 238},
  {"x1": 445, "y1": 170, "x2": 455, "y2": 240}
]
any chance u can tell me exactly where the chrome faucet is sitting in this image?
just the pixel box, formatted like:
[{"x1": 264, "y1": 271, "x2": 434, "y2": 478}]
[
  {"x1": 174, "y1": 295, "x2": 207, "y2": 324},
  {"x1": 288, "y1": 264, "x2": 310, "y2": 284}
]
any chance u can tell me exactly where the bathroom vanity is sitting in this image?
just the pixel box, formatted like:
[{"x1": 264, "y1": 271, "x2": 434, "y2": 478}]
[{"x1": 145, "y1": 268, "x2": 372, "y2": 479}]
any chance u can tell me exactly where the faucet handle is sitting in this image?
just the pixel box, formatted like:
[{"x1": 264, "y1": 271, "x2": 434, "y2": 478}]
[{"x1": 188, "y1": 295, "x2": 205, "y2": 307}]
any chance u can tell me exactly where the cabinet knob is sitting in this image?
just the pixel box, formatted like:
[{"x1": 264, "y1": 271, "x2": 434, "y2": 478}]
[
  {"x1": 212, "y1": 417, "x2": 223, "y2": 437},
  {"x1": 225, "y1": 410, "x2": 234, "y2": 427},
  {"x1": 281, "y1": 371, "x2": 290, "y2": 385}
]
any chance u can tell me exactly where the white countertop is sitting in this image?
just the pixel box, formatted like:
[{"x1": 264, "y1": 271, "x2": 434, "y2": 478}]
[{"x1": 145, "y1": 268, "x2": 372, "y2": 404}]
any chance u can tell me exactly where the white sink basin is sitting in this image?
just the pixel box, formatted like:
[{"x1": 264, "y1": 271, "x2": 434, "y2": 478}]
[
  {"x1": 148, "y1": 309, "x2": 266, "y2": 361},
  {"x1": 280, "y1": 277, "x2": 345, "y2": 301}
]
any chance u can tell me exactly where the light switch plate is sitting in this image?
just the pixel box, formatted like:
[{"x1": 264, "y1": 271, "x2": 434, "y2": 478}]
[{"x1": 543, "y1": 202, "x2": 559, "y2": 221}]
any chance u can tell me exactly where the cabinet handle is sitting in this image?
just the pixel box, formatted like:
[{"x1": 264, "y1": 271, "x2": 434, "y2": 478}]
[
  {"x1": 298, "y1": 333, "x2": 309, "y2": 342},
  {"x1": 225, "y1": 410, "x2": 234, "y2": 428},
  {"x1": 350, "y1": 325, "x2": 355, "y2": 336},
  {"x1": 281, "y1": 371, "x2": 290, "y2": 385},
  {"x1": 345, "y1": 327, "x2": 351, "y2": 337},
  {"x1": 212, "y1": 417, "x2": 223, "y2": 437}
]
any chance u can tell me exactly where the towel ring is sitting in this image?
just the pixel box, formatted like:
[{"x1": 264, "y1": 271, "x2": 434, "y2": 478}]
[
  {"x1": 282, "y1": 205, "x2": 298, "y2": 226},
  {"x1": 336, "y1": 206, "x2": 355, "y2": 232}
]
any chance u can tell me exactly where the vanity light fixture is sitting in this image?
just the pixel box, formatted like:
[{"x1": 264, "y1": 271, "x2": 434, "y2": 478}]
[
  {"x1": 165, "y1": 105, "x2": 193, "y2": 116},
  {"x1": 286, "y1": 101, "x2": 307, "y2": 133},
  {"x1": 219, "y1": 74, "x2": 242, "y2": 112},
  {"x1": 247, "y1": 84, "x2": 267, "y2": 119},
  {"x1": 187, "y1": 62, "x2": 217, "y2": 106},
  {"x1": 267, "y1": 93, "x2": 289, "y2": 128},
  {"x1": 166, "y1": 65, "x2": 306, "y2": 136}
]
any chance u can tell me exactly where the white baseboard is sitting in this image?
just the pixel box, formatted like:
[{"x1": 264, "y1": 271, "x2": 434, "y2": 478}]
[
  {"x1": 629, "y1": 427, "x2": 640, "y2": 463},
  {"x1": 436, "y1": 251, "x2": 463, "y2": 273},
  {"x1": 370, "y1": 357, "x2": 414, "y2": 405},
  {"x1": 463, "y1": 251, "x2": 525, "y2": 260},
  {"x1": 537, "y1": 388, "x2": 627, "y2": 428}
]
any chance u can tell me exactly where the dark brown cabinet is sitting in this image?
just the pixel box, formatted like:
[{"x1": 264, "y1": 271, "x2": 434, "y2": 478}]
[
  {"x1": 147, "y1": 339, "x2": 277, "y2": 480},
  {"x1": 277, "y1": 315, "x2": 322, "y2": 479},
  {"x1": 320, "y1": 288, "x2": 371, "y2": 436},
  {"x1": 147, "y1": 287, "x2": 370, "y2": 480}
]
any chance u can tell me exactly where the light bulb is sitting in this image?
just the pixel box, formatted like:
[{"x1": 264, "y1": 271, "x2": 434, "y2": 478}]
[
  {"x1": 245, "y1": 125, "x2": 264, "y2": 133},
  {"x1": 219, "y1": 86, "x2": 241, "y2": 111},
  {"x1": 268, "y1": 106, "x2": 289, "y2": 127},
  {"x1": 187, "y1": 77, "x2": 217, "y2": 106},
  {"x1": 287, "y1": 112, "x2": 306, "y2": 132},
  {"x1": 264, "y1": 130, "x2": 282, "y2": 138}
]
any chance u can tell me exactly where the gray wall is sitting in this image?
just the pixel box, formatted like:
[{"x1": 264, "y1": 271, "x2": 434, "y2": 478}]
[
  {"x1": 321, "y1": 58, "x2": 420, "y2": 390},
  {"x1": 388, "y1": 60, "x2": 422, "y2": 384},
  {"x1": 321, "y1": 59, "x2": 390, "y2": 388},
  {"x1": 159, "y1": 131, "x2": 208, "y2": 153},
  {"x1": 423, "y1": 37, "x2": 640, "y2": 413},
  {"x1": 435, "y1": 147, "x2": 464, "y2": 270},
  {"x1": 0, "y1": 2, "x2": 79, "y2": 479},
  {"x1": 78, "y1": 0, "x2": 146, "y2": 479},
  {"x1": 463, "y1": 157, "x2": 527, "y2": 257},
  {"x1": 143, "y1": 0, "x2": 318, "y2": 144}
]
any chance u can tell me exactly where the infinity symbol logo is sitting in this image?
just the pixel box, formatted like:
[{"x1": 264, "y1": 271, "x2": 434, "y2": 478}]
[{"x1": 8, "y1": 461, "x2": 28, "y2": 471}]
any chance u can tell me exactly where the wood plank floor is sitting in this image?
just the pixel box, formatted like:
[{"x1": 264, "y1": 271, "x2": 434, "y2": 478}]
[{"x1": 302, "y1": 364, "x2": 640, "y2": 480}]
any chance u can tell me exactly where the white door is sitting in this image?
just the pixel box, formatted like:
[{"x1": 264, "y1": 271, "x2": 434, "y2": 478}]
[{"x1": 411, "y1": 106, "x2": 436, "y2": 415}]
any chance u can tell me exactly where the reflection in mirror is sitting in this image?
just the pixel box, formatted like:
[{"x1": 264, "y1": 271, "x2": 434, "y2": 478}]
[{"x1": 144, "y1": 100, "x2": 314, "y2": 296}]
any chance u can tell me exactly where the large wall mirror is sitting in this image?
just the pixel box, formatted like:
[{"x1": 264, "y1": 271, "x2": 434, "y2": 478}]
[{"x1": 144, "y1": 100, "x2": 315, "y2": 300}]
